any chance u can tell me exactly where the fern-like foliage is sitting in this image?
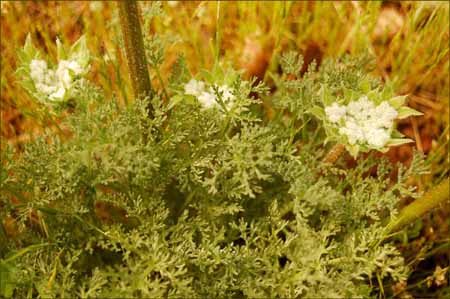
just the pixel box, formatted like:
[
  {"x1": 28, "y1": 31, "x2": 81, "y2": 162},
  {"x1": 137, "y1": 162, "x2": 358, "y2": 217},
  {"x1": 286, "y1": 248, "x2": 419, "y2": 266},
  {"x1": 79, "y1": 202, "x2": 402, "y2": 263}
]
[{"x1": 0, "y1": 48, "x2": 424, "y2": 298}]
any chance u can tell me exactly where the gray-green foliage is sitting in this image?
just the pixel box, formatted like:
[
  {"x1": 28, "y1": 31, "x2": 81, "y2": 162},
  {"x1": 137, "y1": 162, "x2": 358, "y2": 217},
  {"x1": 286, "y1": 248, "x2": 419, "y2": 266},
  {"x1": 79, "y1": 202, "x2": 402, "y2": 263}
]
[{"x1": 1, "y1": 51, "x2": 422, "y2": 298}]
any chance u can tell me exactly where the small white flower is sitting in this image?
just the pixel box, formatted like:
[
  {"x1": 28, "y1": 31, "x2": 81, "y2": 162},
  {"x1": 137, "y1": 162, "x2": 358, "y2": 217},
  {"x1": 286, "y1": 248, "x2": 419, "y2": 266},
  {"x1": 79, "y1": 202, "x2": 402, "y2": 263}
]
[
  {"x1": 347, "y1": 96, "x2": 374, "y2": 119},
  {"x1": 42, "y1": 71, "x2": 55, "y2": 85},
  {"x1": 29, "y1": 59, "x2": 48, "y2": 81},
  {"x1": 373, "y1": 101, "x2": 398, "y2": 128},
  {"x1": 365, "y1": 128, "x2": 390, "y2": 148},
  {"x1": 30, "y1": 60, "x2": 58, "y2": 96},
  {"x1": 325, "y1": 103, "x2": 347, "y2": 123},
  {"x1": 197, "y1": 91, "x2": 216, "y2": 108},
  {"x1": 339, "y1": 120, "x2": 365, "y2": 145},
  {"x1": 218, "y1": 85, "x2": 235, "y2": 103},
  {"x1": 36, "y1": 83, "x2": 57, "y2": 95},
  {"x1": 56, "y1": 60, "x2": 84, "y2": 88},
  {"x1": 67, "y1": 60, "x2": 83, "y2": 75},
  {"x1": 49, "y1": 86, "x2": 66, "y2": 101},
  {"x1": 56, "y1": 67, "x2": 72, "y2": 88},
  {"x1": 184, "y1": 79, "x2": 205, "y2": 97}
]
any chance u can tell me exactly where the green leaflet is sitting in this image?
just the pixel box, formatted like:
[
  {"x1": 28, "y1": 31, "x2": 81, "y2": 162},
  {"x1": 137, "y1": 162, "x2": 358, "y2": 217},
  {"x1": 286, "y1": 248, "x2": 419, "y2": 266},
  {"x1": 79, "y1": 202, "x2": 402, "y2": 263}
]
[{"x1": 397, "y1": 106, "x2": 423, "y2": 119}]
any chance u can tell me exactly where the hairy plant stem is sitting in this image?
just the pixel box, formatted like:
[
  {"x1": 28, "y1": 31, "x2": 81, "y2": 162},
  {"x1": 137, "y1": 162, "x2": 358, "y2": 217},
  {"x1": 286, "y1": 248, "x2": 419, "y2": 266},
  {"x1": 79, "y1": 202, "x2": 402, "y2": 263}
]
[
  {"x1": 118, "y1": 1, "x2": 153, "y2": 117},
  {"x1": 323, "y1": 143, "x2": 346, "y2": 164},
  {"x1": 387, "y1": 178, "x2": 449, "y2": 232}
]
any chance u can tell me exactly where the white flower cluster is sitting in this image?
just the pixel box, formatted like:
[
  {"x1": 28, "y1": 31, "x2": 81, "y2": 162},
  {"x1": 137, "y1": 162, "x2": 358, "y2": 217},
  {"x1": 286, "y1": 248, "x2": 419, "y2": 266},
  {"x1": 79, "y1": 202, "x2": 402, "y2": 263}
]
[
  {"x1": 325, "y1": 96, "x2": 398, "y2": 148},
  {"x1": 29, "y1": 58, "x2": 86, "y2": 101},
  {"x1": 184, "y1": 79, "x2": 235, "y2": 109}
]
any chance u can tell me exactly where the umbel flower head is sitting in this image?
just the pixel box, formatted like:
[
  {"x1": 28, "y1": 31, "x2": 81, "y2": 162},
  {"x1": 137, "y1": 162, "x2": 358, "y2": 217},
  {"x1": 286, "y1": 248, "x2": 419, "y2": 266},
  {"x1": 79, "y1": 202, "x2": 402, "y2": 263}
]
[
  {"x1": 311, "y1": 79, "x2": 422, "y2": 157},
  {"x1": 16, "y1": 34, "x2": 90, "y2": 106},
  {"x1": 29, "y1": 58, "x2": 85, "y2": 101},
  {"x1": 325, "y1": 96, "x2": 397, "y2": 148},
  {"x1": 184, "y1": 78, "x2": 235, "y2": 110}
]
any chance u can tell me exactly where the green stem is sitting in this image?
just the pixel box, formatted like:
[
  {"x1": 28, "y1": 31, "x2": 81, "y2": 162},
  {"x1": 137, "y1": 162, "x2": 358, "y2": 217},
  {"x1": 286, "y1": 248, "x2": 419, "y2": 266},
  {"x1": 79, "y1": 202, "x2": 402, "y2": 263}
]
[
  {"x1": 387, "y1": 178, "x2": 449, "y2": 232},
  {"x1": 118, "y1": 1, "x2": 153, "y2": 116},
  {"x1": 214, "y1": 1, "x2": 222, "y2": 69},
  {"x1": 154, "y1": 67, "x2": 169, "y2": 102},
  {"x1": 323, "y1": 143, "x2": 346, "y2": 164},
  {"x1": 263, "y1": 2, "x2": 291, "y2": 83}
]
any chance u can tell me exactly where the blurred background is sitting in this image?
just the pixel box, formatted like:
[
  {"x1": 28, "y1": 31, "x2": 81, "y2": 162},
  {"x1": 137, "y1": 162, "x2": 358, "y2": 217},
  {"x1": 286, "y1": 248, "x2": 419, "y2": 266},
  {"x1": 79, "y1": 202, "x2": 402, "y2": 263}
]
[{"x1": 1, "y1": 1, "x2": 449, "y2": 297}]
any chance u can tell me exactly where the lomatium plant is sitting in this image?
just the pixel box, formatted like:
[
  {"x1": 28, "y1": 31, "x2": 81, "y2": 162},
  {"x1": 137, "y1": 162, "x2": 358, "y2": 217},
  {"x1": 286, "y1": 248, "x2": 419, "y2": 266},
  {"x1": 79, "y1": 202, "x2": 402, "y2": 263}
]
[{"x1": 1, "y1": 4, "x2": 445, "y2": 298}]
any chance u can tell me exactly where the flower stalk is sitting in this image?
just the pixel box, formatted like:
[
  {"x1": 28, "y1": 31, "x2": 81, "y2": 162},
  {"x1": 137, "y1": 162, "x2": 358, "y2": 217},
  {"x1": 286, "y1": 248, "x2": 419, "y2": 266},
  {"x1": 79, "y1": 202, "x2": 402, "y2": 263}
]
[
  {"x1": 118, "y1": 1, "x2": 153, "y2": 117},
  {"x1": 387, "y1": 178, "x2": 449, "y2": 232}
]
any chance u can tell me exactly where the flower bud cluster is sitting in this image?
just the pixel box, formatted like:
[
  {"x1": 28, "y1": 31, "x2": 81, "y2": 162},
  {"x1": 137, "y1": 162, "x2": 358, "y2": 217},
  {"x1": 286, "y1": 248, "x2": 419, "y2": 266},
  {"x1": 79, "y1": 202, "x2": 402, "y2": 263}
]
[
  {"x1": 325, "y1": 96, "x2": 398, "y2": 148},
  {"x1": 29, "y1": 58, "x2": 87, "y2": 102},
  {"x1": 184, "y1": 79, "x2": 235, "y2": 109}
]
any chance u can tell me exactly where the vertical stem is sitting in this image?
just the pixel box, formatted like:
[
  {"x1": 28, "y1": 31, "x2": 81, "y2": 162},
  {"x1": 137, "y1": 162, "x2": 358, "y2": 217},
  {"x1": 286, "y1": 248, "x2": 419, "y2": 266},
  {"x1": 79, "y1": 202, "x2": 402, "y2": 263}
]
[
  {"x1": 323, "y1": 143, "x2": 346, "y2": 164},
  {"x1": 118, "y1": 1, "x2": 153, "y2": 117},
  {"x1": 214, "y1": 1, "x2": 222, "y2": 69},
  {"x1": 387, "y1": 178, "x2": 449, "y2": 232}
]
